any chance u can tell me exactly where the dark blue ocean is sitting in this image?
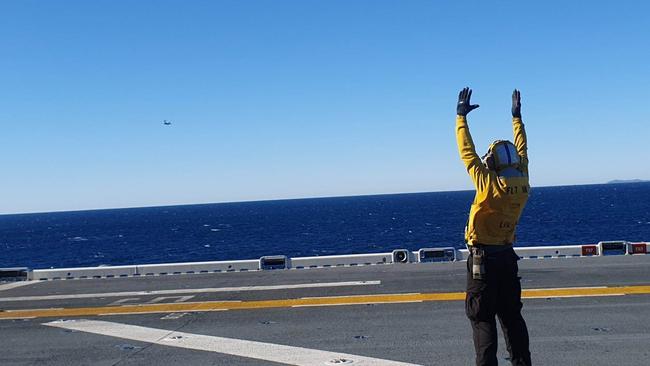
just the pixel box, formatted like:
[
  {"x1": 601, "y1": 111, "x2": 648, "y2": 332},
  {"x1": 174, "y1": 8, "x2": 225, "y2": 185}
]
[{"x1": 1, "y1": 183, "x2": 649, "y2": 269}]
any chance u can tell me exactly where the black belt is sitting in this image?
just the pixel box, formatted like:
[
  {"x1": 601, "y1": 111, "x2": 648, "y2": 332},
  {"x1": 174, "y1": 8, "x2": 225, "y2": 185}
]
[{"x1": 469, "y1": 244, "x2": 513, "y2": 255}]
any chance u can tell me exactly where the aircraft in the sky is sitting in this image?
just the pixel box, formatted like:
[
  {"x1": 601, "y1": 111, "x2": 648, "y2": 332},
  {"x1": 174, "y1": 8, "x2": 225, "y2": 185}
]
[{"x1": 163, "y1": 120, "x2": 172, "y2": 126}]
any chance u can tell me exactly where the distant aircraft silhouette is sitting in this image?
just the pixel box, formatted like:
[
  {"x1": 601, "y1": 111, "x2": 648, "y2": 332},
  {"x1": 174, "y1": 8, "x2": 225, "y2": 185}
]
[{"x1": 163, "y1": 120, "x2": 172, "y2": 126}]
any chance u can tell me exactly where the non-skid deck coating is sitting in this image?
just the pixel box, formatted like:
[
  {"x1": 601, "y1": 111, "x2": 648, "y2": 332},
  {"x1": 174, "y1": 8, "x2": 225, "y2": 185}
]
[{"x1": 2, "y1": 255, "x2": 650, "y2": 365}]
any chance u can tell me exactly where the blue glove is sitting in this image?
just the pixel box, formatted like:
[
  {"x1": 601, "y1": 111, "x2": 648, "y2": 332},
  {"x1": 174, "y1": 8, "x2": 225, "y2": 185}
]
[
  {"x1": 512, "y1": 89, "x2": 522, "y2": 118},
  {"x1": 457, "y1": 87, "x2": 479, "y2": 116}
]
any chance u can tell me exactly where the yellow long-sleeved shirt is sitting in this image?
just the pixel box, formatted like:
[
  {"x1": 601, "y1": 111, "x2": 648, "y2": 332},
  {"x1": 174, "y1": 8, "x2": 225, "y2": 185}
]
[{"x1": 456, "y1": 115, "x2": 530, "y2": 245}]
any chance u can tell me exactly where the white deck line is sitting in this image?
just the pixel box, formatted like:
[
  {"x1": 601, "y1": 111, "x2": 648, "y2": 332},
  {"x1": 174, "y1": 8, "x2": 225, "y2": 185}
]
[
  {"x1": 3, "y1": 307, "x2": 64, "y2": 312},
  {"x1": 45, "y1": 319, "x2": 422, "y2": 366},
  {"x1": 0, "y1": 281, "x2": 39, "y2": 291},
  {"x1": 0, "y1": 280, "x2": 381, "y2": 302}
]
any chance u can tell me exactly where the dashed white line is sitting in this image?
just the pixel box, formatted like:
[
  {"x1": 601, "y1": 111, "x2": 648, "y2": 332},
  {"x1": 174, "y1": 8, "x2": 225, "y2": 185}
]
[
  {"x1": 147, "y1": 296, "x2": 195, "y2": 304},
  {"x1": 108, "y1": 298, "x2": 141, "y2": 306}
]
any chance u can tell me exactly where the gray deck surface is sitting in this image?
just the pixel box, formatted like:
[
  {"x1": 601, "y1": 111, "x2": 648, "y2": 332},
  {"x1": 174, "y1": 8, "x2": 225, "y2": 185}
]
[{"x1": 2, "y1": 255, "x2": 650, "y2": 365}]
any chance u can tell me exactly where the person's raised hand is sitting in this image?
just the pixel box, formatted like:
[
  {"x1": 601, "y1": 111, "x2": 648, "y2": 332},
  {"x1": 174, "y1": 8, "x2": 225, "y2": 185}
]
[
  {"x1": 512, "y1": 89, "x2": 522, "y2": 118},
  {"x1": 457, "y1": 87, "x2": 479, "y2": 117}
]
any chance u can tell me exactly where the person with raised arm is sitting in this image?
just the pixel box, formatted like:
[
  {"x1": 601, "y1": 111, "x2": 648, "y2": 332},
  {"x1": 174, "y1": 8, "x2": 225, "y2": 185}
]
[{"x1": 455, "y1": 87, "x2": 532, "y2": 366}]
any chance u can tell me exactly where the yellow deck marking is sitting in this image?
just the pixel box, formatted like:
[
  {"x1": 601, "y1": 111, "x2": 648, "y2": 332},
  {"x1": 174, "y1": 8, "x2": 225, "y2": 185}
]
[{"x1": 2, "y1": 285, "x2": 650, "y2": 320}]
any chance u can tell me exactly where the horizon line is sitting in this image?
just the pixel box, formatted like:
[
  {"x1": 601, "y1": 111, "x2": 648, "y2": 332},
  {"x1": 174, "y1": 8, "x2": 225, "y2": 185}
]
[{"x1": 3, "y1": 180, "x2": 648, "y2": 216}]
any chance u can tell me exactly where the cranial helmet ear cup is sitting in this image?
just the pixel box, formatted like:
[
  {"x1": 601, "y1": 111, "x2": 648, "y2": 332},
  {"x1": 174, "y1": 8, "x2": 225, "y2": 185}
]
[{"x1": 481, "y1": 151, "x2": 496, "y2": 170}]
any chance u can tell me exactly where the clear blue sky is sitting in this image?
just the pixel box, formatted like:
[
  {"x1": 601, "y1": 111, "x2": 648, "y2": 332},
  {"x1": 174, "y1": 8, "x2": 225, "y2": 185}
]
[{"x1": 1, "y1": 0, "x2": 648, "y2": 214}]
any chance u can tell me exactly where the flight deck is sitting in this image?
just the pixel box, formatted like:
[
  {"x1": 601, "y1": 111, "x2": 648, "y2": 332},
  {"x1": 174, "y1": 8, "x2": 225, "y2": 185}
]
[{"x1": 1, "y1": 244, "x2": 650, "y2": 365}]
